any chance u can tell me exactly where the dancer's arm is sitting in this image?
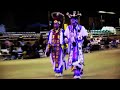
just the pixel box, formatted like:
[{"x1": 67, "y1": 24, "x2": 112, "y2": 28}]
[
  {"x1": 45, "y1": 30, "x2": 52, "y2": 56},
  {"x1": 64, "y1": 26, "x2": 69, "y2": 44}
]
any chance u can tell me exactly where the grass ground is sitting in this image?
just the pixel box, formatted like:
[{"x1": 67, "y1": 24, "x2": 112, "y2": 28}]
[{"x1": 0, "y1": 48, "x2": 120, "y2": 79}]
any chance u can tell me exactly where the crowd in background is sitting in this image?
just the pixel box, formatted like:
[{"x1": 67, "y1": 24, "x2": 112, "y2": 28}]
[
  {"x1": 0, "y1": 34, "x2": 120, "y2": 60},
  {"x1": 83, "y1": 36, "x2": 120, "y2": 53},
  {"x1": 0, "y1": 34, "x2": 47, "y2": 60}
]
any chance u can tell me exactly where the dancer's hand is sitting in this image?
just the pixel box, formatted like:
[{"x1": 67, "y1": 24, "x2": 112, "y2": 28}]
[
  {"x1": 45, "y1": 47, "x2": 50, "y2": 57},
  {"x1": 65, "y1": 38, "x2": 68, "y2": 43},
  {"x1": 46, "y1": 51, "x2": 50, "y2": 57}
]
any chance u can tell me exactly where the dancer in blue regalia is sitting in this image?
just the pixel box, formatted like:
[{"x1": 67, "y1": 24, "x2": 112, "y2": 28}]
[{"x1": 64, "y1": 11, "x2": 88, "y2": 79}]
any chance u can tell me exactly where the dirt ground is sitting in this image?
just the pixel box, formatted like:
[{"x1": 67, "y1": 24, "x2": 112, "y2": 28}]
[{"x1": 0, "y1": 48, "x2": 120, "y2": 79}]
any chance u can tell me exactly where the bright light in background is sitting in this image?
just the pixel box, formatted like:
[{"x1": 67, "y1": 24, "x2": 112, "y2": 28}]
[
  {"x1": 98, "y1": 11, "x2": 116, "y2": 14},
  {"x1": 98, "y1": 11, "x2": 116, "y2": 27},
  {"x1": 98, "y1": 11, "x2": 107, "y2": 14},
  {"x1": 106, "y1": 12, "x2": 116, "y2": 14}
]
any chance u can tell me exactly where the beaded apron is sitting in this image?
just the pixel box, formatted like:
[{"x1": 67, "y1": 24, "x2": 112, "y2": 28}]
[{"x1": 51, "y1": 29, "x2": 61, "y2": 68}]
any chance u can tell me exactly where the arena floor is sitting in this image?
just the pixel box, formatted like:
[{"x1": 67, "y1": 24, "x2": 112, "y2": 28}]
[{"x1": 0, "y1": 48, "x2": 120, "y2": 79}]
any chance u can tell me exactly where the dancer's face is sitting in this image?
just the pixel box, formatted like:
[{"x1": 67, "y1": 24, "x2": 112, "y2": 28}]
[
  {"x1": 54, "y1": 23, "x2": 60, "y2": 29},
  {"x1": 70, "y1": 18, "x2": 78, "y2": 26}
]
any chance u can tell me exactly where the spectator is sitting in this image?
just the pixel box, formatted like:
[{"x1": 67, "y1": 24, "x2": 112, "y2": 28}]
[
  {"x1": 111, "y1": 38, "x2": 118, "y2": 48},
  {"x1": 39, "y1": 34, "x2": 45, "y2": 53},
  {"x1": 4, "y1": 38, "x2": 12, "y2": 48},
  {"x1": 32, "y1": 40, "x2": 40, "y2": 58},
  {"x1": 17, "y1": 36, "x2": 25, "y2": 47},
  {"x1": 104, "y1": 37, "x2": 110, "y2": 49},
  {"x1": 116, "y1": 39, "x2": 119, "y2": 44},
  {"x1": 22, "y1": 42, "x2": 33, "y2": 59},
  {"x1": 16, "y1": 42, "x2": 23, "y2": 59}
]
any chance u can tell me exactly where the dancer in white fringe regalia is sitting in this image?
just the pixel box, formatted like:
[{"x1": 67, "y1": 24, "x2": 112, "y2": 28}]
[{"x1": 64, "y1": 11, "x2": 88, "y2": 79}]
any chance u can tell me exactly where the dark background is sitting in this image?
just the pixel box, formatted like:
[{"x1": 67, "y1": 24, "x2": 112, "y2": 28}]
[
  {"x1": 49, "y1": 8, "x2": 120, "y2": 29},
  {"x1": 0, "y1": 8, "x2": 119, "y2": 32},
  {"x1": 0, "y1": 8, "x2": 48, "y2": 32}
]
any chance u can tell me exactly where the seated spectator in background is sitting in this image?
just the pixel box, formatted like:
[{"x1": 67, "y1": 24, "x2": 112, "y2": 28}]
[
  {"x1": 116, "y1": 39, "x2": 119, "y2": 44},
  {"x1": 1, "y1": 38, "x2": 13, "y2": 60},
  {"x1": 83, "y1": 38, "x2": 91, "y2": 53},
  {"x1": 32, "y1": 40, "x2": 40, "y2": 58},
  {"x1": 39, "y1": 34, "x2": 45, "y2": 53},
  {"x1": 22, "y1": 42, "x2": 33, "y2": 59},
  {"x1": 104, "y1": 37, "x2": 110, "y2": 49},
  {"x1": 90, "y1": 38, "x2": 100, "y2": 51},
  {"x1": 83, "y1": 38, "x2": 90, "y2": 48},
  {"x1": 93, "y1": 38, "x2": 99, "y2": 45},
  {"x1": 39, "y1": 34, "x2": 44, "y2": 44},
  {"x1": 90, "y1": 38, "x2": 95, "y2": 45},
  {"x1": 10, "y1": 42, "x2": 23, "y2": 59},
  {"x1": 43, "y1": 38, "x2": 47, "y2": 47},
  {"x1": 42, "y1": 39, "x2": 47, "y2": 53},
  {"x1": 111, "y1": 38, "x2": 118, "y2": 48},
  {"x1": 97, "y1": 38, "x2": 101, "y2": 45},
  {"x1": 98, "y1": 36, "x2": 103, "y2": 41},
  {"x1": 17, "y1": 36, "x2": 23, "y2": 41},
  {"x1": 16, "y1": 42, "x2": 23, "y2": 59},
  {"x1": 10, "y1": 43, "x2": 17, "y2": 60},
  {"x1": 100, "y1": 38, "x2": 105, "y2": 45},
  {"x1": 17, "y1": 36, "x2": 25, "y2": 47},
  {"x1": 4, "y1": 38, "x2": 13, "y2": 48},
  {"x1": 1, "y1": 42, "x2": 6, "y2": 49}
]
